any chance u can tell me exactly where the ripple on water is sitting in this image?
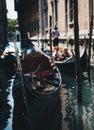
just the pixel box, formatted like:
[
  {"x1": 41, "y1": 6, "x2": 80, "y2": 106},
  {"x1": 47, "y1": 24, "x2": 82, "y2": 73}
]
[{"x1": 0, "y1": 71, "x2": 15, "y2": 130}]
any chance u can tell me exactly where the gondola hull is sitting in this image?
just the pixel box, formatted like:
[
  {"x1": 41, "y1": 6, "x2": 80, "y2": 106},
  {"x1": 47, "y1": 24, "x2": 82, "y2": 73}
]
[
  {"x1": 55, "y1": 48, "x2": 87, "y2": 74},
  {"x1": 44, "y1": 45, "x2": 88, "y2": 74},
  {"x1": 13, "y1": 65, "x2": 62, "y2": 99},
  {"x1": 12, "y1": 66, "x2": 62, "y2": 130},
  {"x1": 12, "y1": 68, "x2": 62, "y2": 130},
  {"x1": 10, "y1": 41, "x2": 62, "y2": 97},
  {"x1": 12, "y1": 42, "x2": 62, "y2": 129}
]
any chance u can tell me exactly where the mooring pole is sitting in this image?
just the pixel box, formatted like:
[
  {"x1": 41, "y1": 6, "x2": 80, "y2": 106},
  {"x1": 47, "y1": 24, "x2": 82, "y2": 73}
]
[
  {"x1": 74, "y1": 0, "x2": 82, "y2": 103},
  {"x1": 87, "y1": 0, "x2": 93, "y2": 81},
  {"x1": 49, "y1": 15, "x2": 52, "y2": 57}
]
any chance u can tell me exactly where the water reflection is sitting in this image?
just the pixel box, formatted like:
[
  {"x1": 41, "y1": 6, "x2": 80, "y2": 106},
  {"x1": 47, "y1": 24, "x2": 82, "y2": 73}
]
[
  {"x1": 82, "y1": 68, "x2": 94, "y2": 130},
  {"x1": 1, "y1": 67, "x2": 94, "y2": 130},
  {"x1": 12, "y1": 86, "x2": 29, "y2": 130},
  {"x1": 60, "y1": 67, "x2": 94, "y2": 130},
  {"x1": 0, "y1": 42, "x2": 94, "y2": 130},
  {"x1": 0, "y1": 68, "x2": 15, "y2": 130},
  {"x1": 60, "y1": 85, "x2": 78, "y2": 130}
]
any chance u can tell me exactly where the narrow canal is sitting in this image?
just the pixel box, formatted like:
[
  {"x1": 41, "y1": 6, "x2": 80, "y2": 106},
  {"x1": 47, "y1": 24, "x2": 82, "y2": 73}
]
[
  {"x1": 0, "y1": 63, "x2": 94, "y2": 130},
  {"x1": 0, "y1": 42, "x2": 94, "y2": 130}
]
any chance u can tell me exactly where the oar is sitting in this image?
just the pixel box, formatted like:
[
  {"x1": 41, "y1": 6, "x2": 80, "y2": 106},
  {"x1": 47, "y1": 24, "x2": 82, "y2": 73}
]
[
  {"x1": 14, "y1": 39, "x2": 22, "y2": 71},
  {"x1": 13, "y1": 39, "x2": 32, "y2": 130}
]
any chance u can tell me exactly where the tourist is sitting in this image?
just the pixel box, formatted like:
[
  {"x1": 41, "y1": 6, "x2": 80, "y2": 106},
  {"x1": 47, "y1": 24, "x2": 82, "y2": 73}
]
[
  {"x1": 53, "y1": 47, "x2": 62, "y2": 61},
  {"x1": 62, "y1": 47, "x2": 71, "y2": 60}
]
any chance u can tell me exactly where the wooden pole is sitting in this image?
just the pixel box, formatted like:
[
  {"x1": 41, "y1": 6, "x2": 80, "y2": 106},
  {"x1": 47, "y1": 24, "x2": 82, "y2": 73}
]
[
  {"x1": 49, "y1": 15, "x2": 52, "y2": 57},
  {"x1": 74, "y1": 0, "x2": 82, "y2": 103},
  {"x1": 87, "y1": 0, "x2": 93, "y2": 81}
]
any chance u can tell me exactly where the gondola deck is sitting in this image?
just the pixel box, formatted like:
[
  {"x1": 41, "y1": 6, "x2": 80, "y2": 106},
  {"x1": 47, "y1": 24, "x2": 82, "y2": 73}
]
[{"x1": 13, "y1": 66, "x2": 62, "y2": 99}]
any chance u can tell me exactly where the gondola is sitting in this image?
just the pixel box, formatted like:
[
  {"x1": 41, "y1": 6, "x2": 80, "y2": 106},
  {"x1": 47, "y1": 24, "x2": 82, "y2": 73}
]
[
  {"x1": 13, "y1": 66, "x2": 62, "y2": 98},
  {"x1": 12, "y1": 45, "x2": 63, "y2": 130},
  {"x1": 13, "y1": 42, "x2": 62, "y2": 99},
  {"x1": 12, "y1": 43, "x2": 62, "y2": 130},
  {"x1": 55, "y1": 47, "x2": 87, "y2": 74},
  {"x1": 44, "y1": 45, "x2": 88, "y2": 74}
]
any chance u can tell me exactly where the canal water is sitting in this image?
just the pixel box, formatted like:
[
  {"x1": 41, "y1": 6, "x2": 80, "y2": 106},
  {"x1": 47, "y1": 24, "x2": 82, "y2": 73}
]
[{"x1": 0, "y1": 42, "x2": 94, "y2": 130}]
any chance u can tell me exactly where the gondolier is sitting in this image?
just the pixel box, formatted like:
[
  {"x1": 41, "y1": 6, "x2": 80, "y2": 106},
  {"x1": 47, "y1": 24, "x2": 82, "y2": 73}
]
[{"x1": 51, "y1": 25, "x2": 60, "y2": 47}]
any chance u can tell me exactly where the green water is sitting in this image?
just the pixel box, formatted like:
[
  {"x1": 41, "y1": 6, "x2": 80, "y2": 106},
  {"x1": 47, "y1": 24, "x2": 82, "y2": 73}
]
[
  {"x1": 0, "y1": 41, "x2": 94, "y2": 130},
  {"x1": 0, "y1": 67, "x2": 94, "y2": 130}
]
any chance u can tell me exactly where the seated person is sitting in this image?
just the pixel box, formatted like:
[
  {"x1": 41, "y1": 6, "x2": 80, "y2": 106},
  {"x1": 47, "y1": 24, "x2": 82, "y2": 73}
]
[
  {"x1": 62, "y1": 47, "x2": 71, "y2": 60},
  {"x1": 52, "y1": 47, "x2": 62, "y2": 61}
]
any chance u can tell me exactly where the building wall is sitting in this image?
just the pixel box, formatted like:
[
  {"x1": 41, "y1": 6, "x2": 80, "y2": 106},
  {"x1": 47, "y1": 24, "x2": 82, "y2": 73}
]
[
  {"x1": 15, "y1": 0, "x2": 94, "y2": 42},
  {"x1": 44, "y1": 0, "x2": 94, "y2": 39},
  {"x1": 79, "y1": 0, "x2": 89, "y2": 30},
  {"x1": 58, "y1": 0, "x2": 66, "y2": 36}
]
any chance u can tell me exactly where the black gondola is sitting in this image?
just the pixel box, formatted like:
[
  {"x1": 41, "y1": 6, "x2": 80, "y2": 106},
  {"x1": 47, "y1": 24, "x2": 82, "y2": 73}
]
[
  {"x1": 12, "y1": 45, "x2": 62, "y2": 130},
  {"x1": 44, "y1": 45, "x2": 88, "y2": 74},
  {"x1": 13, "y1": 66, "x2": 62, "y2": 98},
  {"x1": 55, "y1": 47, "x2": 87, "y2": 74},
  {"x1": 13, "y1": 42, "x2": 62, "y2": 98}
]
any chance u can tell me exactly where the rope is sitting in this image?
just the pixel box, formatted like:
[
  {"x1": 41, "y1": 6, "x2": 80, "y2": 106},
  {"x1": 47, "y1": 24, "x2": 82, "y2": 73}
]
[{"x1": 31, "y1": 64, "x2": 41, "y2": 75}]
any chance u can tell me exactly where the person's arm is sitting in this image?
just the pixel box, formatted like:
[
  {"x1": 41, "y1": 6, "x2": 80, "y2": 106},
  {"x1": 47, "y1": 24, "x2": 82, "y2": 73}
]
[
  {"x1": 27, "y1": 32, "x2": 31, "y2": 40},
  {"x1": 58, "y1": 31, "x2": 60, "y2": 37},
  {"x1": 68, "y1": 52, "x2": 71, "y2": 57}
]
